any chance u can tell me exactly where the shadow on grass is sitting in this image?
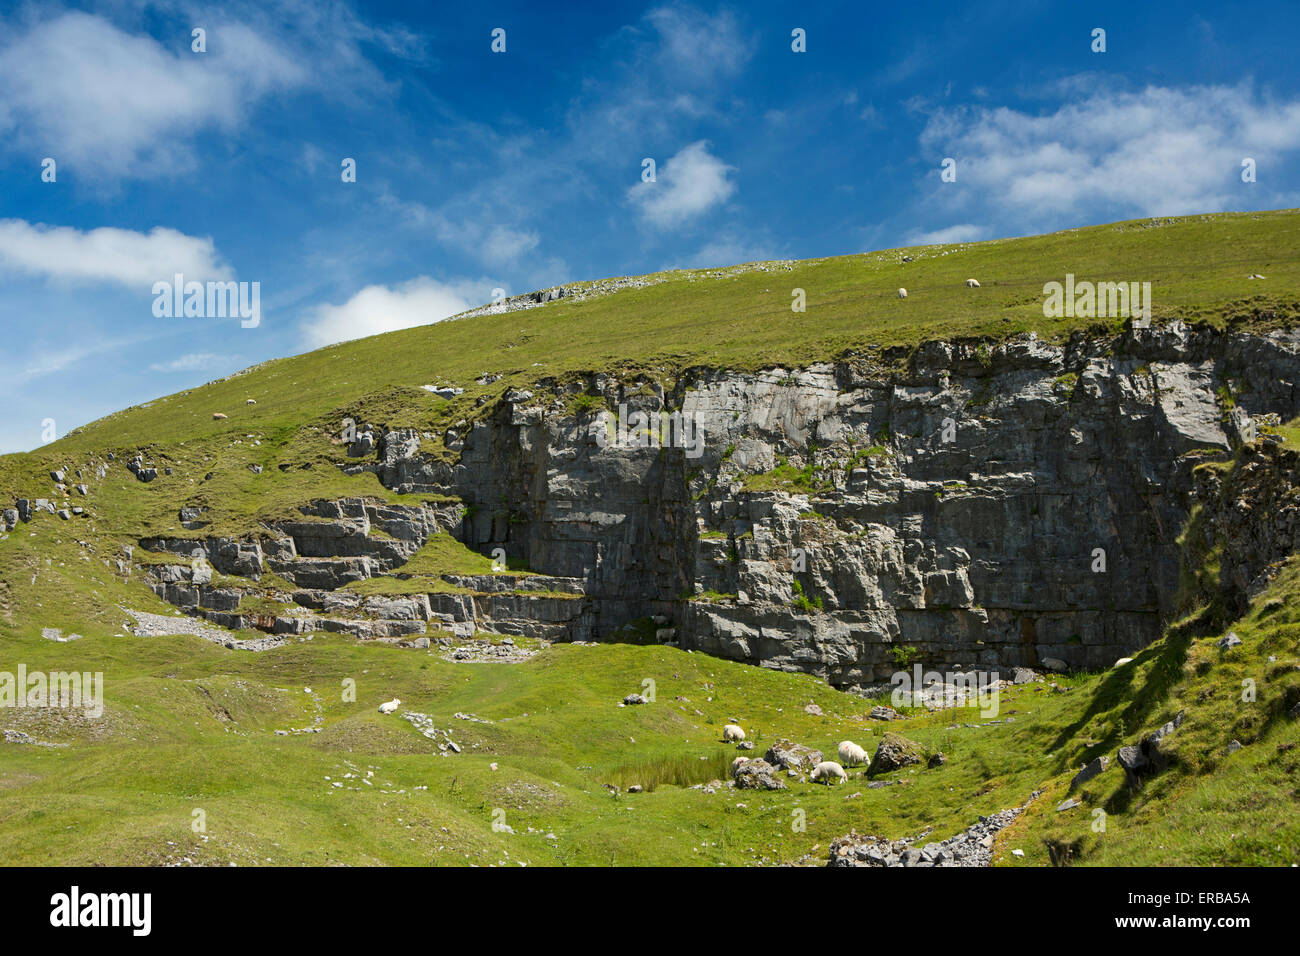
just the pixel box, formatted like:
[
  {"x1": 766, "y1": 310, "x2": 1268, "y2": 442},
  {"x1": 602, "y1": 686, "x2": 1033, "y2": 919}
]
[{"x1": 1046, "y1": 607, "x2": 1217, "y2": 758}]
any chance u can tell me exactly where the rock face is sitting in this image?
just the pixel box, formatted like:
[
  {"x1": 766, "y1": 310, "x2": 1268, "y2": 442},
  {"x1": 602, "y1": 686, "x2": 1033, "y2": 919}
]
[
  {"x1": 130, "y1": 324, "x2": 1300, "y2": 685},
  {"x1": 1191, "y1": 439, "x2": 1300, "y2": 616},
  {"x1": 344, "y1": 324, "x2": 1299, "y2": 687}
]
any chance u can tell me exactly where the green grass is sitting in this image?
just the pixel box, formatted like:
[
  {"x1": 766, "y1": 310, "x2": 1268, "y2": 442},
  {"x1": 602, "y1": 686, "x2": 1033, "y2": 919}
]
[
  {"x1": 0, "y1": 486, "x2": 1295, "y2": 864},
  {"x1": 341, "y1": 533, "x2": 530, "y2": 597},
  {"x1": 1, "y1": 209, "x2": 1299, "y2": 866},
  {"x1": 999, "y1": 559, "x2": 1300, "y2": 866},
  {"x1": 741, "y1": 458, "x2": 833, "y2": 494}
]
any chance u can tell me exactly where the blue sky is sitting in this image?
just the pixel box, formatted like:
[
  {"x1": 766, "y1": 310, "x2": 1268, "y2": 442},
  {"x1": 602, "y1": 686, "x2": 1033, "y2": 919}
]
[{"x1": 2, "y1": 0, "x2": 1298, "y2": 453}]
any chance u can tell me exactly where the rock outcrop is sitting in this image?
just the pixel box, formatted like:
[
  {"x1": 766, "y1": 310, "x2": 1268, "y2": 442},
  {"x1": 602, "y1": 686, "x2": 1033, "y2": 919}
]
[{"x1": 129, "y1": 323, "x2": 1300, "y2": 686}]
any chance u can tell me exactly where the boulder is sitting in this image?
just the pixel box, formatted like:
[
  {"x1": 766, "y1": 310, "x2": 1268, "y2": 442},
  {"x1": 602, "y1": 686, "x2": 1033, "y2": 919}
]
[
  {"x1": 871, "y1": 733, "x2": 926, "y2": 774},
  {"x1": 1216, "y1": 632, "x2": 1242, "y2": 652},
  {"x1": 764, "y1": 739, "x2": 823, "y2": 772},
  {"x1": 733, "y1": 759, "x2": 787, "y2": 791},
  {"x1": 1117, "y1": 744, "x2": 1147, "y2": 775},
  {"x1": 1069, "y1": 755, "x2": 1109, "y2": 791}
]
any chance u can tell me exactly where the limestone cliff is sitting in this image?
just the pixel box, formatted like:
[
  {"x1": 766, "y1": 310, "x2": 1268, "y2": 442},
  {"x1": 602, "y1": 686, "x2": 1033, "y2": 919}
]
[{"x1": 132, "y1": 322, "x2": 1300, "y2": 691}]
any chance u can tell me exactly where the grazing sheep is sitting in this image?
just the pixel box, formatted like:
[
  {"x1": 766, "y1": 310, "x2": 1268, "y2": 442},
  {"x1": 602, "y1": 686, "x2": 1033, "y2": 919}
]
[
  {"x1": 966, "y1": 278, "x2": 981, "y2": 288},
  {"x1": 212, "y1": 412, "x2": 228, "y2": 420},
  {"x1": 837, "y1": 740, "x2": 870, "y2": 768},
  {"x1": 723, "y1": 723, "x2": 746, "y2": 743},
  {"x1": 730, "y1": 756, "x2": 751, "y2": 777},
  {"x1": 897, "y1": 288, "x2": 907, "y2": 299},
  {"x1": 377, "y1": 698, "x2": 401, "y2": 714},
  {"x1": 810, "y1": 760, "x2": 848, "y2": 785}
]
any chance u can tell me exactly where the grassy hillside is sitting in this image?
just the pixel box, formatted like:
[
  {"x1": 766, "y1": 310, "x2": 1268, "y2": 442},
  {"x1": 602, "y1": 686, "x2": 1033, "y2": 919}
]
[
  {"x1": 1001, "y1": 558, "x2": 1300, "y2": 866},
  {"x1": 33, "y1": 208, "x2": 1300, "y2": 459},
  {"x1": 0, "y1": 523, "x2": 1292, "y2": 866},
  {"x1": 1, "y1": 209, "x2": 1298, "y2": 866}
]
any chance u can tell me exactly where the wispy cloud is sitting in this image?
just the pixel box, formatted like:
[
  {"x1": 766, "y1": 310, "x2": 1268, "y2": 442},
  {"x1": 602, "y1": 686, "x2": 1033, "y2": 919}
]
[
  {"x1": 919, "y1": 81, "x2": 1300, "y2": 221},
  {"x1": 11, "y1": 331, "x2": 165, "y2": 387},
  {"x1": 906, "y1": 224, "x2": 990, "y2": 246},
  {"x1": 669, "y1": 231, "x2": 781, "y2": 270},
  {"x1": 0, "y1": 11, "x2": 305, "y2": 178},
  {"x1": 0, "y1": 220, "x2": 232, "y2": 286},
  {"x1": 148, "y1": 352, "x2": 241, "y2": 373},
  {"x1": 643, "y1": 4, "x2": 753, "y2": 86}
]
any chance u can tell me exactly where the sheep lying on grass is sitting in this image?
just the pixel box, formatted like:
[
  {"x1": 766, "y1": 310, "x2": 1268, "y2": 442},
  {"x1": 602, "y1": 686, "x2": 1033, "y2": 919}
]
[
  {"x1": 837, "y1": 740, "x2": 870, "y2": 768},
  {"x1": 723, "y1": 723, "x2": 746, "y2": 743},
  {"x1": 810, "y1": 760, "x2": 848, "y2": 785},
  {"x1": 378, "y1": 698, "x2": 401, "y2": 714},
  {"x1": 897, "y1": 288, "x2": 907, "y2": 299}
]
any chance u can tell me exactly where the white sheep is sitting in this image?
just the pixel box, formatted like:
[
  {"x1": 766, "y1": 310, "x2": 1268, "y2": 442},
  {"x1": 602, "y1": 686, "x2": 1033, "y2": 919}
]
[
  {"x1": 377, "y1": 698, "x2": 401, "y2": 714},
  {"x1": 897, "y1": 288, "x2": 908, "y2": 299},
  {"x1": 730, "y1": 756, "x2": 751, "y2": 777},
  {"x1": 722, "y1": 723, "x2": 746, "y2": 742},
  {"x1": 810, "y1": 760, "x2": 848, "y2": 785},
  {"x1": 837, "y1": 740, "x2": 870, "y2": 768},
  {"x1": 966, "y1": 278, "x2": 981, "y2": 288}
]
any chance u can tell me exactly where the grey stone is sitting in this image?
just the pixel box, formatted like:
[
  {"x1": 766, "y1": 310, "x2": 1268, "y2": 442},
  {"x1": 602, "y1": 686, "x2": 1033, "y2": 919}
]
[
  {"x1": 1216, "y1": 632, "x2": 1243, "y2": 651},
  {"x1": 1070, "y1": 755, "x2": 1109, "y2": 791},
  {"x1": 871, "y1": 733, "x2": 925, "y2": 774},
  {"x1": 733, "y1": 758, "x2": 787, "y2": 790},
  {"x1": 763, "y1": 740, "x2": 823, "y2": 772}
]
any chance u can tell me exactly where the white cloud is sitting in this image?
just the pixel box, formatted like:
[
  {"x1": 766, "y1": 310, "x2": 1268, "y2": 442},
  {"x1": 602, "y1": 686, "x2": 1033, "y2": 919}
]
[
  {"x1": 906, "y1": 224, "x2": 990, "y2": 246},
  {"x1": 300, "y1": 277, "x2": 491, "y2": 349},
  {"x1": 644, "y1": 5, "x2": 752, "y2": 86},
  {"x1": 0, "y1": 11, "x2": 305, "y2": 178},
  {"x1": 920, "y1": 82, "x2": 1300, "y2": 220},
  {"x1": 627, "y1": 141, "x2": 736, "y2": 228},
  {"x1": 481, "y1": 226, "x2": 540, "y2": 264},
  {"x1": 148, "y1": 352, "x2": 239, "y2": 373},
  {"x1": 380, "y1": 189, "x2": 543, "y2": 268},
  {"x1": 0, "y1": 220, "x2": 233, "y2": 286}
]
